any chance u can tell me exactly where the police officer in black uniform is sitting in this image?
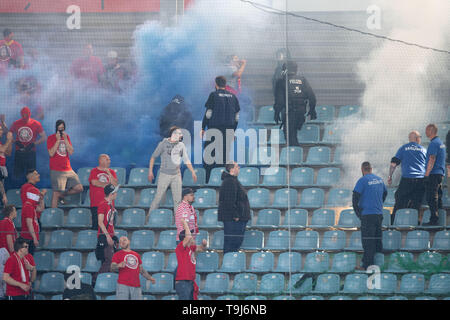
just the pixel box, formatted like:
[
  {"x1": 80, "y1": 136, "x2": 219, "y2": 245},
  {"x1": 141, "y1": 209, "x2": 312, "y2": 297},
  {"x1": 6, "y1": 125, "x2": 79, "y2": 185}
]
[
  {"x1": 274, "y1": 60, "x2": 317, "y2": 146},
  {"x1": 159, "y1": 94, "x2": 194, "y2": 139},
  {"x1": 201, "y1": 76, "x2": 240, "y2": 182}
]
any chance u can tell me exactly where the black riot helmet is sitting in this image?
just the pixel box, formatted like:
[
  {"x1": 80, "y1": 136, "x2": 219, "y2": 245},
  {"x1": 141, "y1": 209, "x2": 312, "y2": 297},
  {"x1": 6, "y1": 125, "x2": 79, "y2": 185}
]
[{"x1": 282, "y1": 60, "x2": 298, "y2": 76}]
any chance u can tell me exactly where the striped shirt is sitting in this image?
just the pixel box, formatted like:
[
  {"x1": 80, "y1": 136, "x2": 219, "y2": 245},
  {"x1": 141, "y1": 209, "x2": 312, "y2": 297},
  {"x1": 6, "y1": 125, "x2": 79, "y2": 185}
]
[{"x1": 175, "y1": 200, "x2": 198, "y2": 241}]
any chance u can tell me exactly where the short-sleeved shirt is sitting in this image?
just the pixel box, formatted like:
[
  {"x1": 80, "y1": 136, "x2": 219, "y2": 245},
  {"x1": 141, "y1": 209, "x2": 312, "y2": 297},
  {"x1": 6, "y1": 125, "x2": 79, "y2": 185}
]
[
  {"x1": 4, "y1": 253, "x2": 31, "y2": 296},
  {"x1": 97, "y1": 200, "x2": 116, "y2": 237},
  {"x1": 20, "y1": 204, "x2": 40, "y2": 241},
  {"x1": 89, "y1": 168, "x2": 117, "y2": 208},
  {"x1": 0, "y1": 39, "x2": 24, "y2": 75},
  {"x1": 47, "y1": 133, "x2": 72, "y2": 171},
  {"x1": 0, "y1": 218, "x2": 17, "y2": 254},
  {"x1": 393, "y1": 142, "x2": 427, "y2": 178},
  {"x1": 70, "y1": 56, "x2": 105, "y2": 84},
  {"x1": 0, "y1": 142, "x2": 6, "y2": 166},
  {"x1": 151, "y1": 139, "x2": 190, "y2": 176},
  {"x1": 111, "y1": 250, "x2": 142, "y2": 288},
  {"x1": 175, "y1": 242, "x2": 196, "y2": 281},
  {"x1": 353, "y1": 173, "x2": 387, "y2": 215},
  {"x1": 203, "y1": 89, "x2": 240, "y2": 129},
  {"x1": 426, "y1": 136, "x2": 446, "y2": 176},
  {"x1": 175, "y1": 201, "x2": 198, "y2": 241},
  {"x1": 9, "y1": 118, "x2": 43, "y2": 151}
]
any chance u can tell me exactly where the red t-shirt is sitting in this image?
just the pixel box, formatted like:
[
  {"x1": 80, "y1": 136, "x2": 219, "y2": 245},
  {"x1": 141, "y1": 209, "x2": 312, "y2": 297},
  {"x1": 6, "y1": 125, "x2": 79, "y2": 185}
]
[
  {"x1": 97, "y1": 200, "x2": 116, "y2": 237},
  {"x1": 0, "y1": 39, "x2": 24, "y2": 76},
  {"x1": 70, "y1": 56, "x2": 105, "y2": 84},
  {"x1": 20, "y1": 204, "x2": 40, "y2": 241},
  {"x1": 111, "y1": 250, "x2": 142, "y2": 288},
  {"x1": 0, "y1": 218, "x2": 17, "y2": 255},
  {"x1": 47, "y1": 133, "x2": 72, "y2": 171},
  {"x1": 4, "y1": 253, "x2": 31, "y2": 296},
  {"x1": 175, "y1": 242, "x2": 197, "y2": 281},
  {"x1": 0, "y1": 142, "x2": 6, "y2": 166},
  {"x1": 9, "y1": 118, "x2": 43, "y2": 151},
  {"x1": 89, "y1": 168, "x2": 117, "y2": 208}
]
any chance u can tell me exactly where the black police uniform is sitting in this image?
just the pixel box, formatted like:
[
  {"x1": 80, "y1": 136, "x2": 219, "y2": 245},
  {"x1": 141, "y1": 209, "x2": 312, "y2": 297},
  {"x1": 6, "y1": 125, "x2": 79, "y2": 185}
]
[{"x1": 159, "y1": 95, "x2": 194, "y2": 139}]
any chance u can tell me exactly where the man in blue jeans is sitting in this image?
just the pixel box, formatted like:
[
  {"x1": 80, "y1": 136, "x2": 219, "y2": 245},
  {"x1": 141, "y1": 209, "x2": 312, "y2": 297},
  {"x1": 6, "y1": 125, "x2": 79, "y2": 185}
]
[{"x1": 353, "y1": 161, "x2": 387, "y2": 270}]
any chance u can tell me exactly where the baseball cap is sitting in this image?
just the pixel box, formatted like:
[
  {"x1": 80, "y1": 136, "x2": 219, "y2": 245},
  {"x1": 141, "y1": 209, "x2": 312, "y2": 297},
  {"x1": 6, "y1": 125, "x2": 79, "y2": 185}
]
[
  {"x1": 182, "y1": 187, "x2": 194, "y2": 198},
  {"x1": 104, "y1": 184, "x2": 119, "y2": 196}
]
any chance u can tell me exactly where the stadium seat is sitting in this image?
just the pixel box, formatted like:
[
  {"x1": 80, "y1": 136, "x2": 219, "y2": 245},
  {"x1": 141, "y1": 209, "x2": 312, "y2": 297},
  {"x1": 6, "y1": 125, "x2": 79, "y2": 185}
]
[
  {"x1": 431, "y1": 230, "x2": 450, "y2": 251},
  {"x1": 357, "y1": 296, "x2": 380, "y2": 300},
  {"x1": 335, "y1": 209, "x2": 360, "y2": 229},
  {"x1": 344, "y1": 231, "x2": 363, "y2": 251},
  {"x1": 237, "y1": 167, "x2": 259, "y2": 186},
  {"x1": 299, "y1": 188, "x2": 324, "y2": 208},
  {"x1": 420, "y1": 209, "x2": 446, "y2": 228},
  {"x1": 310, "y1": 105, "x2": 335, "y2": 122},
  {"x1": 285, "y1": 273, "x2": 313, "y2": 294},
  {"x1": 398, "y1": 273, "x2": 425, "y2": 294},
  {"x1": 319, "y1": 230, "x2": 346, "y2": 251},
  {"x1": 247, "y1": 188, "x2": 270, "y2": 208},
  {"x1": 145, "y1": 273, "x2": 174, "y2": 294},
  {"x1": 241, "y1": 230, "x2": 264, "y2": 250},
  {"x1": 340, "y1": 273, "x2": 368, "y2": 294},
  {"x1": 37, "y1": 272, "x2": 65, "y2": 294},
  {"x1": 256, "y1": 105, "x2": 276, "y2": 124},
  {"x1": 146, "y1": 209, "x2": 173, "y2": 228},
  {"x1": 425, "y1": 273, "x2": 450, "y2": 295},
  {"x1": 155, "y1": 230, "x2": 177, "y2": 250},
  {"x1": 248, "y1": 146, "x2": 275, "y2": 166},
  {"x1": 302, "y1": 252, "x2": 329, "y2": 273},
  {"x1": 94, "y1": 273, "x2": 118, "y2": 293},
  {"x1": 385, "y1": 296, "x2": 408, "y2": 300},
  {"x1": 127, "y1": 167, "x2": 151, "y2": 187},
  {"x1": 301, "y1": 295, "x2": 325, "y2": 300},
  {"x1": 329, "y1": 296, "x2": 352, "y2": 300},
  {"x1": 55, "y1": 250, "x2": 82, "y2": 273},
  {"x1": 312, "y1": 274, "x2": 340, "y2": 294},
  {"x1": 332, "y1": 147, "x2": 343, "y2": 165},
  {"x1": 246, "y1": 252, "x2": 274, "y2": 273},
  {"x1": 305, "y1": 146, "x2": 331, "y2": 165},
  {"x1": 141, "y1": 251, "x2": 164, "y2": 273},
  {"x1": 264, "y1": 230, "x2": 290, "y2": 251},
  {"x1": 316, "y1": 167, "x2": 340, "y2": 186},
  {"x1": 253, "y1": 209, "x2": 281, "y2": 229},
  {"x1": 400, "y1": 230, "x2": 430, "y2": 251},
  {"x1": 81, "y1": 192, "x2": 90, "y2": 207},
  {"x1": 192, "y1": 188, "x2": 216, "y2": 208},
  {"x1": 281, "y1": 209, "x2": 308, "y2": 229},
  {"x1": 309, "y1": 209, "x2": 335, "y2": 229},
  {"x1": 272, "y1": 188, "x2": 298, "y2": 208},
  {"x1": 219, "y1": 252, "x2": 246, "y2": 273},
  {"x1": 210, "y1": 230, "x2": 224, "y2": 250},
  {"x1": 368, "y1": 273, "x2": 397, "y2": 294},
  {"x1": 280, "y1": 146, "x2": 303, "y2": 165},
  {"x1": 384, "y1": 188, "x2": 396, "y2": 206},
  {"x1": 183, "y1": 167, "x2": 206, "y2": 186},
  {"x1": 110, "y1": 167, "x2": 126, "y2": 185},
  {"x1": 208, "y1": 167, "x2": 225, "y2": 186},
  {"x1": 82, "y1": 251, "x2": 101, "y2": 273},
  {"x1": 200, "y1": 208, "x2": 222, "y2": 229},
  {"x1": 261, "y1": 167, "x2": 286, "y2": 186},
  {"x1": 416, "y1": 251, "x2": 445, "y2": 272},
  {"x1": 59, "y1": 192, "x2": 82, "y2": 208},
  {"x1": 115, "y1": 188, "x2": 135, "y2": 208},
  {"x1": 202, "y1": 273, "x2": 230, "y2": 294},
  {"x1": 329, "y1": 252, "x2": 357, "y2": 273},
  {"x1": 34, "y1": 251, "x2": 55, "y2": 272},
  {"x1": 382, "y1": 230, "x2": 402, "y2": 252},
  {"x1": 197, "y1": 229, "x2": 209, "y2": 246},
  {"x1": 385, "y1": 252, "x2": 414, "y2": 273},
  {"x1": 268, "y1": 126, "x2": 285, "y2": 145},
  {"x1": 6, "y1": 189, "x2": 22, "y2": 208},
  {"x1": 12, "y1": 209, "x2": 21, "y2": 228},
  {"x1": 137, "y1": 188, "x2": 157, "y2": 207},
  {"x1": 230, "y1": 273, "x2": 258, "y2": 295},
  {"x1": 74, "y1": 230, "x2": 97, "y2": 250},
  {"x1": 297, "y1": 124, "x2": 320, "y2": 143},
  {"x1": 273, "y1": 295, "x2": 296, "y2": 300},
  {"x1": 274, "y1": 252, "x2": 302, "y2": 273},
  {"x1": 290, "y1": 167, "x2": 314, "y2": 186},
  {"x1": 40, "y1": 208, "x2": 64, "y2": 228},
  {"x1": 196, "y1": 251, "x2": 219, "y2": 273},
  {"x1": 114, "y1": 229, "x2": 128, "y2": 240},
  {"x1": 257, "y1": 273, "x2": 285, "y2": 295},
  {"x1": 322, "y1": 125, "x2": 343, "y2": 144},
  {"x1": 65, "y1": 208, "x2": 92, "y2": 228},
  {"x1": 130, "y1": 230, "x2": 155, "y2": 250},
  {"x1": 338, "y1": 105, "x2": 360, "y2": 118},
  {"x1": 216, "y1": 295, "x2": 239, "y2": 300},
  {"x1": 292, "y1": 230, "x2": 319, "y2": 251},
  {"x1": 77, "y1": 167, "x2": 92, "y2": 187},
  {"x1": 382, "y1": 208, "x2": 392, "y2": 228},
  {"x1": 393, "y1": 208, "x2": 418, "y2": 229},
  {"x1": 46, "y1": 229, "x2": 73, "y2": 250},
  {"x1": 327, "y1": 188, "x2": 352, "y2": 207},
  {"x1": 118, "y1": 208, "x2": 146, "y2": 228},
  {"x1": 163, "y1": 252, "x2": 177, "y2": 272}
]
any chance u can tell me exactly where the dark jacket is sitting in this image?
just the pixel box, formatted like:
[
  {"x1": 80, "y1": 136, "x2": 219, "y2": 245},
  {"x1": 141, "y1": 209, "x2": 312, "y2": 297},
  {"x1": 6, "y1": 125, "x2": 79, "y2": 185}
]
[
  {"x1": 218, "y1": 171, "x2": 251, "y2": 222},
  {"x1": 446, "y1": 129, "x2": 450, "y2": 164},
  {"x1": 159, "y1": 95, "x2": 194, "y2": 138}
]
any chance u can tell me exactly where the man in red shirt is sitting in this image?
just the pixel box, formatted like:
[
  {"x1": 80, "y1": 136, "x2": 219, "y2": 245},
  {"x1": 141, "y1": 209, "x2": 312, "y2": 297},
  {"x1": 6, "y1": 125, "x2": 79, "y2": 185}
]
[
  {"x1": 175, "y1": 219, "x2": 207, "y2": 300},
  {"x1": 70, "y1": 43, "x2": 105, "y2": 85},
  {"x1": 89, "y1": 154, "x2": 118, "y2": 231},
  {"x1": 20, "y1": 170, "x2": 46, "y2": 256},
  {"x1": 9, "y1": 106, "x2": 46, "y2": 184},
  {"x1": 111, "y1": 236, "x2": 155, "y2": 300},
  {"x1": 47, "y1": 119, "x2": 83, "y2": 208},
  {"x1": 0, "y1": 126, "x2": 13, "y2": 205},
  {"x1": 0, "y1": 28, "x2": 24, "y2": 76},
  {"x1": 0, "y1": 205, "x2": 18, "y2": 255},
  {"x1": 175, "y1": 188, "x2": 199, "y2": 243}
]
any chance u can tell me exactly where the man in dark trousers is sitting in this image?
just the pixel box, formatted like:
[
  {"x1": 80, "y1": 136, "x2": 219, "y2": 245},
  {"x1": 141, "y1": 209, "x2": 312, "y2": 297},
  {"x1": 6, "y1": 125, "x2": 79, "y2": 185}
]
[
  {"x1": 218, "y1": 161, "x2": 251, "y2": 254},
  {"x1": 353, "y1": 162, "x2": 387, "y2": 271},
  {"x1": 446, "y1": 129, "x2": 450, "y2": 197},
  {"x1": 273, "y1": 60, "x2": 317, "y2": 146},
  {"x1": 388, "y1": 131, "x2": 426, "y2": 224},
  {"x1": 159, "y1": 95, "x2": 194, "y2": 139},
  {"x1": 201, "y1": 76, "x2": 240, "y2": 182}
]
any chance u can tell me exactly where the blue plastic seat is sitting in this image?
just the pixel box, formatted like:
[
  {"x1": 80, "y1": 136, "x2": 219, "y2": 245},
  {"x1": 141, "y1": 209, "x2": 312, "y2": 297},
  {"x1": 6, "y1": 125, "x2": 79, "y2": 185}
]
[
  {"x1": 182, "y1": 167, "x2": 206, "y2": 186},
  {"x1": 256, "y1": 105, "x2": 275, "y2": 124},
  {"x1": 393, "y1": 208, "x2": 418, "y2": 229},
  {"x1": 146, "y1": 209, "x2": 173, "y2": 228},
  {"x1": 335, "y1": 209, "x2": 360, "y2": 229},
  {"x1": 141, "y1": 251, "x2": 164, "y2": 273},
  {"x1": 385, "y1": 252, "x2": 414, "y2": 273},
  {"x1": 137, "y1": 188, "x2": 157, "y2": 207},
  {"x1": 398, "y1": 273, "x2": 425, "y2": 294},
  {"x1": 81, "y1": 192, "x2": 90, "y2": 208},
  {"x1": 290, "y1": 167, "x2": 314, "y2": 186},
  {"x1": 82, "y1": 251, "x2": 101, "y2": 273},
  {"x1": 46, "y1": 229, "x2": 73, "y2": 250},
  {"x1": 382, "y1": 230, "x2": 402, "y2": 251},
  {"x1": 305, "y1": 146, "x2": 331, "y2": 164},
  {"x1": 146, "y1": 273, "x2": 174, "y2": 294},
  {"x1": 322, "y1": 125, "x2": 343, "y2": 144},
  {"x1": 115, "y1": 188, "x2": 135, "y2": 208},
  {"x1": 274, "y1": 252, "x2": 302, "y2": 273},
  {"x1": 386, "y1": 296, "x2": 408, "y2": 300},
  {"x1": 268, "y1": 126, "x2": 285, "y2": 144},
  {"x1": 420, "y1": 209, "x2": 446, "y2": 228},
  {"x1": 238, "y1": 167, "x2": 259, "y2": 186},
  {"x1": 230, "y1": 273, "x2": 258, "y2": 294},
  {"x1": 338, "y1": 105, "x2": 360, "y2": 118},
  {"x1": 34, "y1": 251, "x2": 55, "y2": 272},
  {"x1": 416, "y1": 252, "x2": 444, "y2": 272},
  {"x1": 248, "y1": 146, "x2": 275, "y2": 166},
  {"x1": 302, "y1": 295, "x2": 325, "y2": 300},
  {"x1": 264, "y1": 230, "x2": 290, "y2": 250},
  {"x1": 384, "y1": 188, "x2": 396, "y2": 206},
  {"x1": 247, "y1": 252, "x2": 274, "y2": 273},
  {"x1": 313, "y1": 274, "x2": 340, "y2": 294},
  {"x1": 155, "y1": 230, "x2": 177, "y2": 250},
  {"x1": 425, "y1": 273, "x2": 450, "y2": 295},
  {"x1": 281, "y1": 209, "x2": 308, "y2": 229},
  {"x1": 332, "y1": 147, "x2": 343, "y2": 165},
  {"x1": 77, "y1": 167, "x2": 92, "y2": 187},
  {"x1": 192, "y1": 188, "x2": 216, "y2": 208},
  {"x1": 200, "y1": 208, "x2": 222, "y2": 229},
  {"x1": 261, "y1": 167, "x2": 286, "y2": 186},
  {"x1": 271, "y1": 188, "x2": 298, "y2": 208},
  {"x1": 208, "y1": 167, "x2": 225, "y2": 186},
  {"x1": 368, "y1": 273, "x2": 397, "y2": 294},
  {"x1": 58, "y1": 192, "x2": 82, "y2": 208},
  {"x1": 216, "y1": 295, "x2": 239, "y2": 300},
  {"x1": 253, "y1": 209, "x2": 281, "y2": 229},
  {"x1": 344, "y1": 231, "x2": 363, "y2": 251},
  {"x1": 431, "y1": 230, "x2": 450, "y2": 251},
  {"x1": 210, "y1": 230, "x2": 224, "y2": 250},
  {"x1": 130, "y1": 230, "x2": 155, "y2": 250},
  {"x1": 280, "y1": 146, "x2": 303, "y2": 165},
  {"x1": 74, "y1": 230, "x2": 97, "y2": 250},
  {"x1": 119, "y1": 208, "x2": 146, "y2": 228},
  {"x1": 202, "y1": 273, "x2": 230, "y2": 294},
  {"x1": 163, "y1": 252, "x2": 177, "y2": 272},
  {"x1": 257, "y1": 273, "x2": 285, "y2": 295},
  {"x1": 329, "y1": 252, "x2": 357, "y2": 273},
  {"x1": 94, "y1": 273, "x2": 118, "y2": 293},
  {"x1": 302, "y1": 252, "x2": 329, "y2": 273},
  {"x1": 241, "y1": 230, "x2": 264, "y2": 250},
  {"x1": 400, "y1": 230, "x2": 429, "y2": 251},
  {"x1": 6, "y1": 189, "x2": 22, "y2": 208},
  {"x1": 329, "y1": 296, "x2": 352, "y2": 300},
  {"x1": 316, "y1": 167, "x2": 340, "y2": 186},
  {"x1": 310, "y1": 105, "x2": 335, "y2": 122},
  {"x1": 110, "y1": 167, "x2": 126, "y2": 185},
  {"x1": 65, "y1": 208, "x2": 92, "y2": 228},
  {"x1": 127, "y1": 167, "x2": 151, "y2": 187},
  {"x1": 285, "y1": 273, "x2": 313, "y2": 294},
  {"x1": 340, "y1": 273, "x2": 368, "y2": 294},
  {"x1": 55, "y1": 250, "x2": 82, "y2": 272},
  {"x1": 292, "y1": 230, "x2": 319, "y2": 251},
  {"x1": 247, "y1": 188, "x2": 270, "y2": 208},
  {"x1": 12, "y1": 209, "x2": 21, "y2": 228},
  {"x1": 309, "y1": 209, "x2": 335, "y2": 229},
  {"x1": 37, "y1": 272, "x2": 65, "y2": 294},
  {"x1": 327, "y1": 188, "x2": 352, "y2": 207},
  {"x1": 297, "y1": 124, "x2": 320, "y2": 143},
  {"x1": 319, "y1": 230, "x2": 346, "y2": 251},
  {"x1": 40, "y1": 208, "x2": 64, "y2": 228},
  {"x1": 299, "y1": 188, "x2": 324, "y2": 208},
  {"x1": 196, "y1": 251, "x2": 219, "y2": 273},
  {"x1": 382, "y1": 208, "x2": 392, "y2": 228},
  {"x1": 219, "y1": 251, "x2": 246, "y2": 273},
  {"x1": 273, "y1": 295, "x2": 296, "y2": 300}
]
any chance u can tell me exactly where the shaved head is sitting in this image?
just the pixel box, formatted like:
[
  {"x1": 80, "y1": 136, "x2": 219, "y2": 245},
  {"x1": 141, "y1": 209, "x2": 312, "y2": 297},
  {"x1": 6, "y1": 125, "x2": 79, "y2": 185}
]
[{"x1": 408, "y1": 131, "x2": 421, "y2": 143}]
